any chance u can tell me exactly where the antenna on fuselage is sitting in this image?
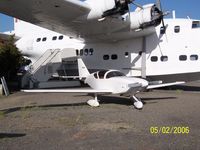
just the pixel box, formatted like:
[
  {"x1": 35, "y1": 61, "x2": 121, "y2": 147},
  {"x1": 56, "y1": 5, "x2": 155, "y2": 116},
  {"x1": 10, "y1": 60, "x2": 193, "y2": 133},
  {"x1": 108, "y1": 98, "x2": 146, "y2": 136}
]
[{"x1": 172, "y1": 10, "x2": 176, "y2": 19}]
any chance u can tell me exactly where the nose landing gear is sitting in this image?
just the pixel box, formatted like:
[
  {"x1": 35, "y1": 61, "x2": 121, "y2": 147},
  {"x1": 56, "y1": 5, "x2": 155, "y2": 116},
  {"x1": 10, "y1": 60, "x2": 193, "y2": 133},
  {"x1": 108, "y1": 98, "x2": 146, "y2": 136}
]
[{"x1": 132, "y1": 95, "x2": 143, "y2": 109}]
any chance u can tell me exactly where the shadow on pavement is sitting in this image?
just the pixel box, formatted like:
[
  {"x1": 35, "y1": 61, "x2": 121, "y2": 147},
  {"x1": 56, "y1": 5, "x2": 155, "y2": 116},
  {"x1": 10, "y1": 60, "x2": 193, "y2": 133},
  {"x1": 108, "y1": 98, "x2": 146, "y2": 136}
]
[
  {"x1": 161, "y1": 85, "x2": 200, "y2": 92},
  {"x1": 99, "y1": 95, "x2": 177, "y2": 105},
  {"x1": 0, "y1": 102, "x2": 87, "y2": 114},
  {"x1": 0, "y1": 133, "x2": 26, "y2": 139},
  {"x1": 0, "y1": 96, "x2": 177, "y2": 114}
]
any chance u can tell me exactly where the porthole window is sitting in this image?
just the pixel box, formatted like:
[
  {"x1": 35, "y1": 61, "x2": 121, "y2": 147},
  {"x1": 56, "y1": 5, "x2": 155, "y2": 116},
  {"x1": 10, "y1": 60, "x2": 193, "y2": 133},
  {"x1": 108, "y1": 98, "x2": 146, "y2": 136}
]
[
  {"x1": 80, "y1": 49, "x2": 83, "y2": 56},
  {"x1": 125, "y1": 52, "x2": 129, "y2": 58},
  {"x1": 89, "y1": 48, "x2": 94, "y2": 55},
  {"x1": 192, "y1": 21, "x2": 200, "y2": 28},
  {"x1": 111, "y1": 54, "x2": 118, "y2": 60},
  {"x1": 174, "y1": 26, "x2": 180, "y2": 33},
  {"x1": 161, "y1": 56, "x2": 168, "y2": 62},
  {"x1": 84, "y1": 49, "x2": 88, "y2": 56},
  {"x1": 151, "y1": 56, "x2": 158, "y2": 62},
  {"x1": 190, "y1": 55, "x2": 198, "y2": 61},
  {"x1": 103, "y1": 55, "x2": 109, "y2": 60},
  {"x1": 59, "y1": 35, "x2": 64, "y2": 40},
  {"x1": 179, "y1": 55, "x2": 187, "y2": 61},
  {"x1": 52, "y1": 36, "x2": 57, "y2": 40},
  {"x1": 36, "y1": 38, "x2": 41, "y2": 42},
  {"x1": 42, "y1": 37, "x2": 47, "y2": 41}
]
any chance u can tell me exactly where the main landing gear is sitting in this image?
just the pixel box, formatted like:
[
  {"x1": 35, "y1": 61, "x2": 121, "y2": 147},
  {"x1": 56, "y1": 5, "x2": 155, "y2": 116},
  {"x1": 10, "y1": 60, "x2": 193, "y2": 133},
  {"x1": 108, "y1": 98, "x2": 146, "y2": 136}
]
[
  {"x1": 87, "y1": 94, "x2": 100, "y2": 107},
  {"x1": 132, "y1": 95, "x2": 143, "y2": 109},
  {"x1": 86, "y1": 94, "x2": 143, "y2": 109}
]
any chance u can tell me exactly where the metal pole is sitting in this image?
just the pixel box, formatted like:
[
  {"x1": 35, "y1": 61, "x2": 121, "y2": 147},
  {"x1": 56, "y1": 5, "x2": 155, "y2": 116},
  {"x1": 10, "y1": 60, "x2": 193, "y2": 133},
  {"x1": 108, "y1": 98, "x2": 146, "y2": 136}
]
[{"x1": 141, "y1": 37, "x2": 146, "y2": 78}]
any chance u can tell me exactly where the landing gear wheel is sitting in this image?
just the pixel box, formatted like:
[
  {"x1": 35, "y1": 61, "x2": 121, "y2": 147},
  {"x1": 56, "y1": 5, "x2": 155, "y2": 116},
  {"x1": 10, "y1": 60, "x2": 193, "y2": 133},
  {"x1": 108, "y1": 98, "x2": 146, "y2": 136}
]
[
  {"x1": 87, "y1": 99, "x2": 99, "y2": 107},
  {"x1": 132, "y1": 95, "x2": 143, "y2": 109},
  {"x1": 87, "y1": 94, "x2": 99, "y2": 107}
]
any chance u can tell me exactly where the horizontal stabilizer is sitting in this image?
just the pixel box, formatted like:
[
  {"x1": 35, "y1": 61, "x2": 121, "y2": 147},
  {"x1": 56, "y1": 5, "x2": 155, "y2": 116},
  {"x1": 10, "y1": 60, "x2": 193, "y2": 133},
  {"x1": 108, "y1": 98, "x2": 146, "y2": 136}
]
[{"x1": 147, "y1": 81, "x2": 185, "y2": 90}]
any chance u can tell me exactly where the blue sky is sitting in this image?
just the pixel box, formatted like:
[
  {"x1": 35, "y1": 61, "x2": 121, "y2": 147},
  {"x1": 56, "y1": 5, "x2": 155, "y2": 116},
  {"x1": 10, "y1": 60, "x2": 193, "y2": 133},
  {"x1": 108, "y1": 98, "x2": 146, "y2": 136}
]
[{"x1": 0, "y1": 0, "x2": 200, "y2": 32}]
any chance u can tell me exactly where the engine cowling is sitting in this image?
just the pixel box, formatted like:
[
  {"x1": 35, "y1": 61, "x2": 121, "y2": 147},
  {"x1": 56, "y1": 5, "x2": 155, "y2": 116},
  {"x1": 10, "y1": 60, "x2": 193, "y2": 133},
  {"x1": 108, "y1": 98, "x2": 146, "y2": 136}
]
[
  {"x1": 86, "y1": 0, "x2": 131, "y2": 20},
  {"x1": 130, "y1": 4, "x2": 162, "y2": 30}
]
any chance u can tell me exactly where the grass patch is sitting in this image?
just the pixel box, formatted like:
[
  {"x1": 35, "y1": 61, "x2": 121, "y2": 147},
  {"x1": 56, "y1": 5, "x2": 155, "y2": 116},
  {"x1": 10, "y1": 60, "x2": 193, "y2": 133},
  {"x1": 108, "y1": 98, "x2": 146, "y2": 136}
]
[
  {"x1": 176, "y1": 89, "x2": 183, "y2": 94},
  {"x1": 0, "y1": 111, "x2": 5, "y2": 119}
]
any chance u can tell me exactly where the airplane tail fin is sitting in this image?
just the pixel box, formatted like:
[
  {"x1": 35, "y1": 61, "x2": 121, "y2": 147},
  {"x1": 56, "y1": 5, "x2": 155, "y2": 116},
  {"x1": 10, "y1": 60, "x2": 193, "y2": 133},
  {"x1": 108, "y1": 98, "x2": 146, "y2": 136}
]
[{"x1": 77, "y1": 58, "x2": 90, "y2": 79}]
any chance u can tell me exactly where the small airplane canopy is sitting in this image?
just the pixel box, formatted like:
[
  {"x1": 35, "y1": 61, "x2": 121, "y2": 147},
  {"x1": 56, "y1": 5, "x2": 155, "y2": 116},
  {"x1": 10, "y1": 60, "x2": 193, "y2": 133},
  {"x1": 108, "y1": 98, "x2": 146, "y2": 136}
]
[
  {"x1": 105, "y1": 71, "x2": 125, "y2": 79},
  {"x1": 93, "y1": 70, "x2": 125, "y2": 79}
]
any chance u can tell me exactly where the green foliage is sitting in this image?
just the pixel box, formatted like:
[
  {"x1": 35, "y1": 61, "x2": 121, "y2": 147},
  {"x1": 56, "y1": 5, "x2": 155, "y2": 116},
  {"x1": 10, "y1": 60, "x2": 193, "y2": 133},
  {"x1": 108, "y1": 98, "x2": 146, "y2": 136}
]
[{"x1": 0, "y1": 35, "x2": 29, "y2": 80}]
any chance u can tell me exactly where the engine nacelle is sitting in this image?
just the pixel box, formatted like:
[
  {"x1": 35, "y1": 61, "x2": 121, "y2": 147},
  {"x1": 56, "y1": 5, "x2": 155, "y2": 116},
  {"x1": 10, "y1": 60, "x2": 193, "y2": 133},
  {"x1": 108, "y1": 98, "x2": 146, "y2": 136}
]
[
  {"x1": 130, "y1": 4, "x2": 162, "y2": 30},
  {"x1": 86, "y1": 0, "x2": 130, "y2": 20}
]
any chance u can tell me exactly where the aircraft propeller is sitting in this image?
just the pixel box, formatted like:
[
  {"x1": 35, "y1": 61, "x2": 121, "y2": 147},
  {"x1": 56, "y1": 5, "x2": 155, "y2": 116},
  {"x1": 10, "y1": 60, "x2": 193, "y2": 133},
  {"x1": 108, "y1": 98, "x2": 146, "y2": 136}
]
[
  {"x1": 156, "y1": 0, "x2": 169, "y2": 32},
  {"x1": 127, "y1": 0, "x2": 169, "y2": 31}
]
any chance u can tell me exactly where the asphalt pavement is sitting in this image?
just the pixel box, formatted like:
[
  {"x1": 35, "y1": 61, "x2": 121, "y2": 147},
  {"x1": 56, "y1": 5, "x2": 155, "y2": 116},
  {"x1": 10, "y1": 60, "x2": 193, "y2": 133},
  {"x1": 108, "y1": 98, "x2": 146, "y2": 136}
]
[{"x1": 0, "y1": 82, "x2": 200, "y2": 150}]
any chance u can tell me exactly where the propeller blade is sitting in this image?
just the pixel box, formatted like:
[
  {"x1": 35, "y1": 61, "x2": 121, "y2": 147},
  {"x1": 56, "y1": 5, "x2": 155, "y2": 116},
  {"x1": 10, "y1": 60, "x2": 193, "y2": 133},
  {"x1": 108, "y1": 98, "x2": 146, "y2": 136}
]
[
  {"x1": 156, "y1": 0, "x2": 165, "y2": 28},
  {"x1": 131, "y1": 1, "x2": 143, "y2": 9},
  {"x1": 156, "y1": 0, "x2": 162, "y2": 11}
]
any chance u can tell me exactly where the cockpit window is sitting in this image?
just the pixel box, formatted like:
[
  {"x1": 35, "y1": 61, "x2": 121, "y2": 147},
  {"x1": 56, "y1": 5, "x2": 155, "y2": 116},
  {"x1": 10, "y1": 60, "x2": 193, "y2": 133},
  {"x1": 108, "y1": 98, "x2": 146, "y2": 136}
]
[
  {"x1": 106, "y1": 71, "x2": 125, "y2": 79},
  {"x1": 192, "y1": 21, "x2": 200, "y2": 28},
  {"x1": 94, "y1": 72, "x2": 98, "y2": 79},
  {"x1": 98, "y1": 70, "x2": 108, "y2": 79}
]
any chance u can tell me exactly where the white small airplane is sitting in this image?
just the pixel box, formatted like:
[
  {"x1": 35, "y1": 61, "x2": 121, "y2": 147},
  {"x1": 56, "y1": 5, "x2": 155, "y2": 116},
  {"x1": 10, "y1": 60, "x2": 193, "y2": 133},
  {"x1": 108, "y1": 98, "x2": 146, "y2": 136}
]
[
  {"x1": 0, "y1": 0, "x2": 199, "y2": 109},
  {"x1": 23, "y1": 58, "x2": 184, "y2": 109}
]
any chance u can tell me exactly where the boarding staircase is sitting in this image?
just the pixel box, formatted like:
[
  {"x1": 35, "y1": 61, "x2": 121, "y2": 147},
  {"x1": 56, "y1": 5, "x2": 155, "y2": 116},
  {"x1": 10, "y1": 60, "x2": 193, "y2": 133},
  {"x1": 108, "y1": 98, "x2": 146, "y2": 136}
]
[{"x1": 21, "y1": 48, "x2": 81, "y2": 89}]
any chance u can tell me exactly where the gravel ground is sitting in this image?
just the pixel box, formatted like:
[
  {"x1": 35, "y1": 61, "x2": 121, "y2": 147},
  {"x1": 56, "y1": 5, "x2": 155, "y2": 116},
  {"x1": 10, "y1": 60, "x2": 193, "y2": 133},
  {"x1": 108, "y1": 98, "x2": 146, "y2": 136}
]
[{"x1": 0, "y1": 83, "x2": 200, "y2": 150}]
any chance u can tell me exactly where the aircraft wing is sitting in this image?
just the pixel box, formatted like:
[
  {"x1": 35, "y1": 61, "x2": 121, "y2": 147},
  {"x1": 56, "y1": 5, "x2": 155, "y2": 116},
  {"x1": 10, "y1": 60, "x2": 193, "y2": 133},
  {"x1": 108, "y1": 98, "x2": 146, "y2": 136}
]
[
  {"x1": 147, "y1": 82, "x2": 185, "y2": 90},
  {"x1": 0, "y1": 0, "x2": 91, "y2": 38},
  {"x1": 0, "y1": 0, "x2": 156, "y2": 42},
  {"x1": 22, "y1": 88, "x2": 112, "y2": 94}
]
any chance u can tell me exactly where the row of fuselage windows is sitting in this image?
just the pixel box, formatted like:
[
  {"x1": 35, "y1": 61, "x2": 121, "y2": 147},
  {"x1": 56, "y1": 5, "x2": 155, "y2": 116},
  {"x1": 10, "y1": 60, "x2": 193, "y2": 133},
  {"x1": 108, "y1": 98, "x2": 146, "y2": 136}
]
[
  {"x1": 36, "y1": 35, "x2": 64, "y2": 42},
  {"x1": 151, "y1": 55, "x2": 199, "y2": 62},
  {"x1": 160, "y1": 21, "x2": 200, "y2": 34},
  {"x1": 160, "y1": 25, "x2": 180, "y2": 34},
  {"x1": 76, "y1": 49, "x2": 129, "y2": 60},
  {"x1": 76, "y1": 49, "x2": 127, "y2": 59},
  {"x1": 103, "y1": 52, "x2": 129, "y2": 60}
]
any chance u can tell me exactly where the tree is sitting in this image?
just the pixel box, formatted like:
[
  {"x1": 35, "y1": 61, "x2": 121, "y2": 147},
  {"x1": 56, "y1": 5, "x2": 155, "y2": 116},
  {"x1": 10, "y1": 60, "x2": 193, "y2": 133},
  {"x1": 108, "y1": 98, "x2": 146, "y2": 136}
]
[{"x1": 0, "y1": 35, "x2": 29, "y2": 81}]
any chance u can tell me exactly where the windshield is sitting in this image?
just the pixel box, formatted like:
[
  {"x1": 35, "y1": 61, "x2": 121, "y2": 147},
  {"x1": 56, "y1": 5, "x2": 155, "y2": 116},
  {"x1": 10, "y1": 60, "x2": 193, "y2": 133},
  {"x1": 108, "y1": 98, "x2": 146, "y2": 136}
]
[{"x1": 106, "y1": 71, "x2": 125, "y2": 79}]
